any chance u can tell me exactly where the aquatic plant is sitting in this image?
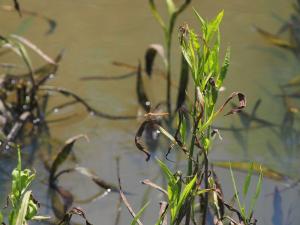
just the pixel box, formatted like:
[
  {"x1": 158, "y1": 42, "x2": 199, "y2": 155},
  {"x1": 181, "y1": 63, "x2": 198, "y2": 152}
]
[
  {"x1": 230, "y1": 163, "x2": 263, "y2": 224},
  {"x1": 128, "y1": 9, "x2": 263, "y2": 225},
  {"x1": 0, "y1": 148, "x2": 49, "y2": 225}
]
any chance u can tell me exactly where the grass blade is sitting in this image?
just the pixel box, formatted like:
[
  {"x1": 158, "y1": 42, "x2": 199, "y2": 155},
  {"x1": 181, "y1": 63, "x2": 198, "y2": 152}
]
[
  {"x1": 242, "y1": 162, "x2": 254, "y2": 199},
  {"x1": 130, "y1": 202, "x2": 150, "y2": 225},
  {"x1": 248, "y1": 166, "x2": 263, "y2": 217},
  {"x1": 229, "y1": 163, "x2": 243, "y2": 217}
]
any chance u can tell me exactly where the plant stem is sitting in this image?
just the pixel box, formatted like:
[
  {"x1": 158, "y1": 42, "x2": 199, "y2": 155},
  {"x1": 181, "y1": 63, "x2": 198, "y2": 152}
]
[
  {"x1": 166, "y1": 32, "x2": 172, "y2": 119},
  {"x1": 201, "y1": 151, "x2": 209, "y2": 225}
]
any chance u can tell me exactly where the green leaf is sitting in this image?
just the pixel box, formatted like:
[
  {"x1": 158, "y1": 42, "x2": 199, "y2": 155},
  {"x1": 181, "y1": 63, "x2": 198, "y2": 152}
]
[
  {"x1": 217, "y1": 47, "x2": 230, "y2": 88},
  {"x1": 156, "y1": 158, "x2": 176, "y2": 185},
  {"x1": 0, "y1": 211, "x2": 3, "y2": 223},
  {"x1": 156, "y1": 158, "x2": 181, "y2": 221},
  {"x1": 179, "y1": 115, "x2": 187, "y2": 144},
  {"x1": 149, "y1": 0, "x2": 166, "y2": 30},
  {"x1": 206, "y1": 10, "x2": 224, "y2": 42},
  {"x1": 15, "y1": 191, "x2": 32, "y2": 225},
  {"x1": 176, "y1": 175, "x2": 197, "y2": 213},
  {"x1": 130, "y1": 202, "x2": 150, "y2": 225},
  {"x1": 242, "y1": 163, "x2": 254, "y2": 199},
  {"x1": 193, "y1": 8, "x2": 207, "y2": 35},
  {"x1": 229, "y1": 163, "x2": 243, "y2": 218},
  {"x1": 248, "y1": 166, "x2": 263, "y2": 217}
]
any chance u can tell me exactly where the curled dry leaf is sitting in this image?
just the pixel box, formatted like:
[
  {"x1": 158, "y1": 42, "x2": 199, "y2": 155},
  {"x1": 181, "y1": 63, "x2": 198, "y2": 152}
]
[
  {"x1": 136, "y1": 62, "x2": 151, "y2": 112},
  {"x1": 39, "y1": 86, "x2": 136, "y2": 120},
  {"x1": 50, "y1": 134, "x2": 89, "y2": 183},
  {"x1": 51, "y1": 186, "x2": 74, "y2": 220},
  {"x1": 141, "y1": 179, "x2": 168, "y2": 195},
  {"x1": 58, "y1": 207, "x2": 92, "y2": 225},
  {"x1": 217, "y1": 92, "x2": 246, "y2": 116},
  {"x1": 1, "y1": 5, "x2": 57, "y2": 35},
  {"x1": 135, "y1": 121, "x2": 151, "y2": 161},
  {"x1": 176, "y1": 54, "x2": 189, "y2": 110},
  {"x1": 145, "y1": 44, "x2": 166, "y2": 77},
  {"x1": 158, "y1": 201, "x2": 168, "y2": 225}
]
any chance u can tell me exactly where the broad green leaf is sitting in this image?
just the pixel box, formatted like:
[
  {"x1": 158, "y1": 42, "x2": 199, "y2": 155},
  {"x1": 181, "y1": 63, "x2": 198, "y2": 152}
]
[
  {"x1": 130, "y1": 201, "x2": 150, "y2": 225},
  {"x1": 15, "y1": 191, "x2": 32, "y2": 225},
  {"x1": 206, "y1": 10, "x2": 224, "y2": 42},
  {"x1": 0, "y1": 211, "x2": 3, "y2": 223},
  {"x1": 175, "y1": 175, "x2": 197, "y2": 218},
  {"x1": 242, "y1": 163, "x2": 254, "y2": 199},
  {"x1": 217, "y1": 47, "x2": 230, "y2": 88},
  {"x1": 156, "y1": 158, "x2": 175, "y2": 184}
]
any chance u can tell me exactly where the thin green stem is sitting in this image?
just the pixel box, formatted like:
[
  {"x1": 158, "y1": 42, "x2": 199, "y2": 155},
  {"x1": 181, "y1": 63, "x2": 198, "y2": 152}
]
[{"x1": 165, "y1": 30, "x2": 172, "y2": 119}]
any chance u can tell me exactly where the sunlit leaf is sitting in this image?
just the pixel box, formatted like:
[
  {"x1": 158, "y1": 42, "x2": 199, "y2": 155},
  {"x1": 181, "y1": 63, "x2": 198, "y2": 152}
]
[
  {"x1": 216, "y1": 47, "x2": 230, "y2": 88},
  {"x1": 176, "y1": 175, "x2": 197, "y2": 216},
  {"x1": 15, "y1": 191, "x2": 31, "y2": 225},
  {"x1": 11, "y1": 34, "x2": 56, "y2": 64}
]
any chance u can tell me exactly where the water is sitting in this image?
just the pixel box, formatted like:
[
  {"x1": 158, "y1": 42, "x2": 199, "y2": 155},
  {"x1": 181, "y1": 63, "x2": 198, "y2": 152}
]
[{"x1": 0, "y1": 0, "x2": 300, "y2": 224}]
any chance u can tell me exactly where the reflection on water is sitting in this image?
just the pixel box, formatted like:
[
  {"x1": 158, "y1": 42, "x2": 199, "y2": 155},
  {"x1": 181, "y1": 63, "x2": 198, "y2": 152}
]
[{"x1": 0, "y1": 0, "x2": 300, "y2": 225}]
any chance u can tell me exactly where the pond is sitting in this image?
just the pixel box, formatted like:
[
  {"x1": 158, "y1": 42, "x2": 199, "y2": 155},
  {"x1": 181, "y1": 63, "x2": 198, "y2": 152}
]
[{"x1": 0, "y1": 0, "x2": 299, "y2": 224}]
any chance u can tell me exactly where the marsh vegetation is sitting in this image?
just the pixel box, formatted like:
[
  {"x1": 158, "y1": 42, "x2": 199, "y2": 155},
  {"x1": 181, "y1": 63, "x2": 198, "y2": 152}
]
[{"x1": 0, "y1": 0, "x2": 300, "y2": 225}]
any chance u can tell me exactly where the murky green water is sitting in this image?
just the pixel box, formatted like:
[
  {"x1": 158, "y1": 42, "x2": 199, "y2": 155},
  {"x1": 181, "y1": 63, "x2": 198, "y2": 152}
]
[{"x1": 1, "y1": 0, "x2": 300, "y2": 224}]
